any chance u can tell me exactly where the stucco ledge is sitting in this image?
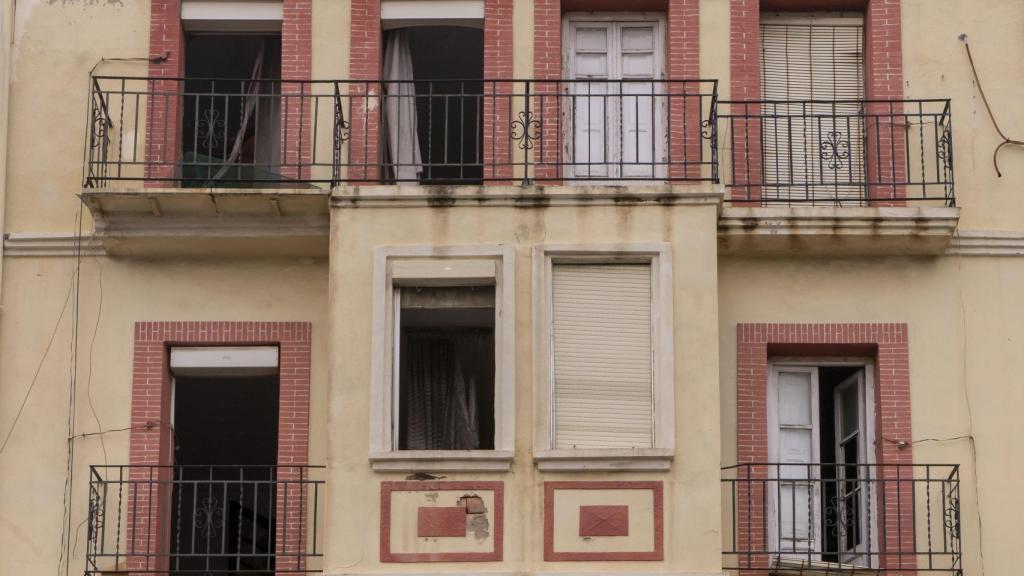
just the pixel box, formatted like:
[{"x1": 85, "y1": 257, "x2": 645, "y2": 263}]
[
  {"x1": 718, "y1": 206, "x2": 961, "y2": 256},
  {"x1": 331, "y1": 183, "x2": 725, "y2": 208},
  {"x1": 80, "y1": 187, "x2": 330, "y2": 257}
]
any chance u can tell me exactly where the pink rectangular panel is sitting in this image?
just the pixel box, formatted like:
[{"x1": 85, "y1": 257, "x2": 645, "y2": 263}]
[
  {"x1": 417, "y1": 507, "x2": 467, "y2": 538},
  {"x1": 579, "y1": 505, "x2": 630, "y2": 537}
]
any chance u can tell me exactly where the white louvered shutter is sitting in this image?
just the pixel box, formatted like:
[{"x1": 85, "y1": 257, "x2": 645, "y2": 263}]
[
  {"x1": 760, "y1": 13, "x2": 866, "y2": 203},
  {"x1": 551, "y1": 264, "x2": 653, "y2": 449}
]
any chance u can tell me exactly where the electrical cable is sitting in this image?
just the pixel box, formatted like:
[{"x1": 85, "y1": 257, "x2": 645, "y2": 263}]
[
  {"x1": 960, "y1": 34, "x2": 1024, "y2": 177},
  {"x1": 83, "y1": 255, "x2": 106, "y2": 464}
]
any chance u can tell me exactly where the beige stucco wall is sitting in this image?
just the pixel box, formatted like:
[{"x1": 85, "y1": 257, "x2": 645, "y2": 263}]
[
  {"x1": 0, "y1": 1, "x2": 1022, "y2": 576},
  {"x1": 328, "y1": 199, "x2": 723, "y2": 574},
  {"x1": 0, "y1": 256, "x2": 329, "y2": 575}
]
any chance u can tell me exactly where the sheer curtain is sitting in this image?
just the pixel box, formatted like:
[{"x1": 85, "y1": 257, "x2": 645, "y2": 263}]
[
  {"x1": 383, "y1": 30, "x2": 423, "y2": 181},
  {"x1": 402, "y1": 331, "x2": 491, "y2": 450},
  {"x1": 212, "y1": 40, "x2": 266, "y2": 182}
]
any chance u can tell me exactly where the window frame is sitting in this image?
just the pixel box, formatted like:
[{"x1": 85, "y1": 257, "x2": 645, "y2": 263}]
[
  {"x1": 766, "y1": 358, "x2": 880, "y2": 565},
  {"x1": 369, "y1": 245, "x2": 515, "y2": 472},
  {"x1": 532, "y1": 244, "x2": 675, "y2": 471},
  {"x1": 561, "y1": 12, "x2": 668, "y2": 181}
]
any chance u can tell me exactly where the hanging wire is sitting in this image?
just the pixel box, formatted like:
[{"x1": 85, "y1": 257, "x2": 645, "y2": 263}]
[{"x1": 960, "y1": 34, "x2": 1024, "y2": 177}]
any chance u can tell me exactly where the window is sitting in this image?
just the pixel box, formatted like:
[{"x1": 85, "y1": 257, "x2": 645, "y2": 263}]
[
  {"x1": 395, "y1": 285, "x2": 495, "y2": 450},
  {"x1": 552, "y1": 264, "x2": 653, "y2": 449},
  {"x1": 563, "y1": 14, "x2": 666, "y2": 180},
  {"x1": 369, "y1": 246, "x2": 515, "y2": 471},
  {"x1": 760, "y1": 12, "x2": 866, "y2": 202},
  {"x1": 768, "y1": 362, "x2": 877, "y2": 568},
  {"x1": 534, "y1": 245, "x2": 674, "y2": 471}
]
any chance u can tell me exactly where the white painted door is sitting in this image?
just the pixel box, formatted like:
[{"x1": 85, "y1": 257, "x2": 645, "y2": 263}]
[
  {"x1": 564, "y1": 17, "x2": 664, "y2": 180},
  {"x1": 768, "y1": 366, "x2": 822, "y2": 557},
  {"x1": 834, "y1": 371, "x2": 870, "y2": 565}
]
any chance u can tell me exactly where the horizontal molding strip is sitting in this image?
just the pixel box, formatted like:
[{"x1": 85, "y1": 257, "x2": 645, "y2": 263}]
[{"x1": 4, "y1": 232, "x2": 107, "y2": 257}]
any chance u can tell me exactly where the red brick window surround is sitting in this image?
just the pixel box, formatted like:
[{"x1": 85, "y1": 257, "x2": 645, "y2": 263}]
[
  {"x1": 126, "y1": 321, "x2": 312, "y2": 572},
  {"x1": 734, "y1": 322, "x2": 913, "y2": 572},
  {"x1": 146, "y1": 0, "x2": 313, "y2": 182}
]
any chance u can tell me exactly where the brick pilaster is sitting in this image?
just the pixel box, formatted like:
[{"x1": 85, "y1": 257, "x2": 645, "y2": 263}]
[{"x1": 281, "y1": 0, "x2": 315, "y2": 181}]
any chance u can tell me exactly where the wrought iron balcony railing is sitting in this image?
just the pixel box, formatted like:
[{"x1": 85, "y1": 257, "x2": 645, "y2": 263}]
[
  {"x1": 86, "y1": 465, "x2": 324, "y2": 575},
  {"x1": 718, "y1": 99, "x2": 955, "y2": 206},
  {"x1": 85, "y1": 76, "x2": 718, "y2": 187},
  {"x1": 722, "y1": 463, "x2": 962, "y2": 575}
]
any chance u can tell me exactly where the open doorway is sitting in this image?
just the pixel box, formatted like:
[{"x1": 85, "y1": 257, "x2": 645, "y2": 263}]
[
  {"x1": 169, "y1": 349, "x2": 280, "y2": 575},
  {"x1": 768, "y1": 362, "x2": 878, "y2": 569},
  {"x1": 182, "y1": 34, "x2": 283, "y2": 186},
  {"x1": 381, "y1": 26, "x2": 484, "y2": 183}
]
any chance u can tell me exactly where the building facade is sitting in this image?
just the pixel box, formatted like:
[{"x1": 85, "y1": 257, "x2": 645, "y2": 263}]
[{"x1": 0, "y1": 1, "x2": 1020, "y2": 576}]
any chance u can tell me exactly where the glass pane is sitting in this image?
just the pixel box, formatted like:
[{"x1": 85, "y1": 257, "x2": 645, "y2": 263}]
[
  {"x1": 621, "y1": 26, "x2": 654, "y2": 50},
  {"x1": 621, "y1": 53, "x2": 654, "y2": 77},
  {"x1": 576, "y1": 27, "x2": 608, "y2": 50},
  {"x1": 841, "y1": 383, "x2": 859, "y2": 437},
  {"x1": 779, "y1": 371, "x2": 812, "y2": 426},
  {"x1": 779, "y1": 429, "x2": 812, "y2": 479},
  {"x1": 780, "y1": 483, "x2": 814, "y2": 544},
  {"x1": 575, "y1": 53, "x2": 608, "y2": 77}
]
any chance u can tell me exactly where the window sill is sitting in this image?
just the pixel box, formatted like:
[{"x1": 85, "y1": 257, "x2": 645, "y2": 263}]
[
  {"x1": 369, "y1": 450, "x2": 514, "y2": 472},
  {"x1": 533, "y1": 448, "x2": 674, "y2": 471}
]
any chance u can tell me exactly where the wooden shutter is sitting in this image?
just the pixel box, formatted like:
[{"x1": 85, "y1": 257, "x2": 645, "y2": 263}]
[
  {"x1": 565, "y1": 18, "x2": 664, "y2": 179},
  {"x1": 769, "y1": 366, "x2": 822, "y2": 555},
  {"x1": 760, "y1": 13, "x2": 866, "y2": 202},
  {"x1": 551, "y1": 263, "x2": 653, "y2": 449},
  {"x1": 570, "y1": 24, "x2": 611, "y2": 177}
]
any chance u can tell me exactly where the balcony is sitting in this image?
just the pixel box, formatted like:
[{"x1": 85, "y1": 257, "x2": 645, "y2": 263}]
[
  {"x1": 85, "y1": 76, "x2": 719, "y2": 187},
  {"x1": 82, "y1": 78, "x2": 963, "y2": 256},
  {"x1": 82, "y1": 76, "x2": 718, "y2": 254},
  {"x1": 85, "y1": 465, "x2": 324, "y2": 575},
  {"x1": 722, "y1": 463, "x2": 962, "y2": 575},
  {"x1": 716, "y1": 100, "x2": 959, "y2": 254},
  {"x1": 717, "y1": 99, "x2": 955, "y2": 207}
]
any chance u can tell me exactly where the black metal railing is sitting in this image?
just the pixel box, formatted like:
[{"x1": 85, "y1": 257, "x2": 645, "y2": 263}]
[
  {"x1": 84, "y1": 76, "x2": 718, "y2": 187},
  {"x1": 718, "y1": 99, "x2": 955, "y2": 206},
  {"x1": 722, "y1": 463, "x2": 961, "y2": 575},
  {"x1": 86, "y1": 465, "x2": 324, "y2": 575},
  {"x1": 86, "y1": 76, "x2": 343, "y2": 188}
]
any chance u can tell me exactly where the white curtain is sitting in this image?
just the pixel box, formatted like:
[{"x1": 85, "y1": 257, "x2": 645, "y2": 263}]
[
  {"x1": 383, "y1": 30, "x2": 423, "y2": 181},
  {"x1": 212, "y1": 41, "x2": 266, "y2": 182}
]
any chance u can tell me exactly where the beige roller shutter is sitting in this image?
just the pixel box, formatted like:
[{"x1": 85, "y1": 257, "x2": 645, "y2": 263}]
[
  {"x1": 760, "y1": 13, "x2": 866, "y2": 203},
  {"x1": 551, "y1": 263, "x2": 653, "y2": 449}
]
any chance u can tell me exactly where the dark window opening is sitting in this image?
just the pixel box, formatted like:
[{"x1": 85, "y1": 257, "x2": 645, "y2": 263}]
[
  {"x1": 397, "y1": 285, "x2": 495, "y2": 450},
  {"x1": 183, "y1": 34, "x2": 283, "y2": 187},
  {"x1": 818, "y1": 365, "x2": 865, "y2": 562},
  {"x1": 171, "y1": 373, "x2": 280, "y2": 575},
  {"x1": 382, "y1": 26, "x2": 484, "y2": 184}
]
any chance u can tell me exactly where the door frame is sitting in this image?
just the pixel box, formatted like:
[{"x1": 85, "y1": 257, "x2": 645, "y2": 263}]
[
  {"x1": 767, "y1": 358, "x2": 879, "y2": 567},
  {"x1": 561, "y1": 12, "x2": 667, "y2": 181}
]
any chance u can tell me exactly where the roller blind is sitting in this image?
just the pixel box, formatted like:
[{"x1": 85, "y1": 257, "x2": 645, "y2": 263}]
[
  {"x1": 760, "y1": 13, "x2": 866, "y2": 202},
  {"x1": 551, "y1": 263, "x2": 653, "y2": 449}
]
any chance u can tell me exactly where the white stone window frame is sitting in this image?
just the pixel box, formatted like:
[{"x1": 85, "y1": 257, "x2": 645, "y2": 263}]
[
  {"x1": 368, "y1": 245, "x2": 515, "y2": 472},
  {"x1": 532, "y1": 243, "x2": 675, "y2": 472}
]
